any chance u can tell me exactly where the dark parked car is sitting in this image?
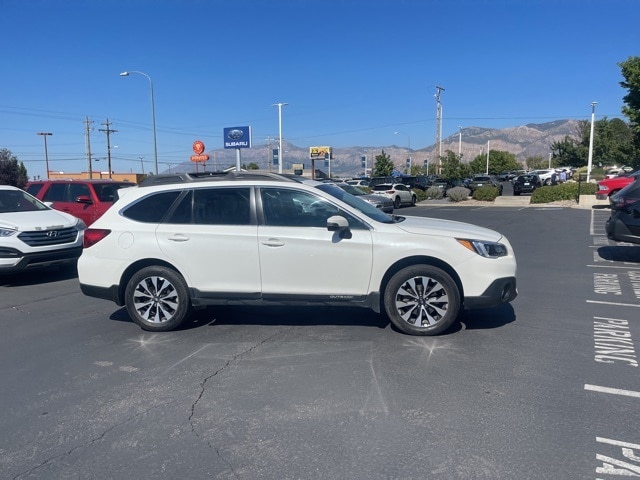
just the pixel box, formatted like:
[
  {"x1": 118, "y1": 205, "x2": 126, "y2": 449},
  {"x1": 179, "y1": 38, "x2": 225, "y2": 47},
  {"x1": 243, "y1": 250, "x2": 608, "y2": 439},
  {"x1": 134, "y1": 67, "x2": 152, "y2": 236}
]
[
  {"x1": 605, "y1": 176, "x2": 640, "y2": 245},
  {"x1": 468, "y1": 175, "x2": 503, "y2": 195},
  {"x1": 513, "y1": 174, "x2": 541, "y2": 196},
  {"x1": 429, "y1": 178, "x2": 455, "y2": 196},
  {"x1": 399, "y1": 175, "x2": 431, "y2": 190}
]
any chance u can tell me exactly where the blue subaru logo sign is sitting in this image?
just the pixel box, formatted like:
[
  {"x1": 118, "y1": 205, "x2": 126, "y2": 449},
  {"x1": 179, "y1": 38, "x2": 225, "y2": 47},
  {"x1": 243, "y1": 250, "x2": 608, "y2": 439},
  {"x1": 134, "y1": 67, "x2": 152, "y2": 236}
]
[{"x1": 223, "y1": 126, "x2": 252, "y2": 149}]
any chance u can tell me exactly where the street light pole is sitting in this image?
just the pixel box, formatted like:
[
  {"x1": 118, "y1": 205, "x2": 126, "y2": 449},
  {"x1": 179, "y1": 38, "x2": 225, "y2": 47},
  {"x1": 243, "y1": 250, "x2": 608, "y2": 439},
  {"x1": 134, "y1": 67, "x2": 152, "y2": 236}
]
[
  {"x1": 458, "y1": 126, "x2": 462, "y2": 157},
  {"x1": 587, "y1": 101, "x2": 597, "y2": 182},
  {"x1": 120, "y1": 71, "x2": 158, "y2": 175},
  {"x1": 36, "y1": 132, "x2": 52, "y2": 179},
  {"x1": 273, "y1": 102, "x2": 287, "y2": 174}
]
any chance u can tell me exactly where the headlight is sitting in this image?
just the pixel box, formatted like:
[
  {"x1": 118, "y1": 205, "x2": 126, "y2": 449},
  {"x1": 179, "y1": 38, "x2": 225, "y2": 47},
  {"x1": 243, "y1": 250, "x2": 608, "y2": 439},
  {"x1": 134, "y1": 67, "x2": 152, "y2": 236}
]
[
  {"x1": 456, "y1": 238, "x2": 508, "y2": 258},
  {"x1": 0, "y1": 228, "x2": 17, "y2": 237}
]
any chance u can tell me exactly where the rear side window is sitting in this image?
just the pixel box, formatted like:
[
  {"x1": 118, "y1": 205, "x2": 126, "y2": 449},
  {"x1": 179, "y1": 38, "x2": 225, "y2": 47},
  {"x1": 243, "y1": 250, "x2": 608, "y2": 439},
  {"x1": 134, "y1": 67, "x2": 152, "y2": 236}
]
[
  {"x1": 43, "y1": 183, "x2": 69, "y2": 202},
  {"x1": 26, "y1": 184, "x2": 43, "y2": 196},
  {"x1": 93, "y1": 183, "x2": 135, "y2": 202},
  {"x1": 122, "y1": 191, "x2": 182, "y2": 223},
  {"x1": 166, "y1": 187, "x2": 251, "y2": 225}
]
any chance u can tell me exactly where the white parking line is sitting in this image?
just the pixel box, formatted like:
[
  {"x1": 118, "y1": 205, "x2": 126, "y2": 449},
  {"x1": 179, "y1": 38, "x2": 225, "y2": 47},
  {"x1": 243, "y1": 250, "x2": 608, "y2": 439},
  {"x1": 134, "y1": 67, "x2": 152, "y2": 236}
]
[
  {"x1": 588, "y1": 264, "x2": 640, "y2": 269},
  {"x1": 587, "y1": 300, "x2": 640, "y2": 308},
  {"x1": 585, "y1": 384, "x2": 640, "y2": 398}
]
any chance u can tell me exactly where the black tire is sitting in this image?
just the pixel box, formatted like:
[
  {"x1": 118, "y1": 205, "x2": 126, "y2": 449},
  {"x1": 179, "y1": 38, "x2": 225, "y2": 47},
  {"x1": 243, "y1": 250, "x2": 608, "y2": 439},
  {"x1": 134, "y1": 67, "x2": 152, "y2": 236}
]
[
  {"x1": 383, "y1": 265, "x2": 460, "y2": 336},
  {"x1": 394, "y1": 196, "x2": 402, "y2": 209},
  {"x1": 124, "y1": 266, "x2": 191, "y2": 331},
  {"x1": 514, "y1": 191, "x2": 520, "y2": 196},
  {"x1": 411, "y1": 195, "x2": 416, "y2": 206}
]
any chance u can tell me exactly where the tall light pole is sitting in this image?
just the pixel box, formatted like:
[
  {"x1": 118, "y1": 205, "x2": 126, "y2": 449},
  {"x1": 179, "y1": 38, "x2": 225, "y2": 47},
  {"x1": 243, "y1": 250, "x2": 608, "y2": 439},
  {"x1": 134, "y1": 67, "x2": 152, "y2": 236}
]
[
  {"x1": 120, "y1": 71, "x2": 158, "y2": 175},
  {"x1": 458, "y1": 126, "x2": 462, "y2": 157},
  {"x1": 587, "y1": 101, "x2": 597, "y2": 182},
  {"x1": 272, "y1": 102, "x2": 287, "y2": 174},
  {"x1": 36, "y1": 132, "x2": 52, "y2": 179},
  {"x1": 435, "y1": 85, "x2": 445, "y2": 175}
]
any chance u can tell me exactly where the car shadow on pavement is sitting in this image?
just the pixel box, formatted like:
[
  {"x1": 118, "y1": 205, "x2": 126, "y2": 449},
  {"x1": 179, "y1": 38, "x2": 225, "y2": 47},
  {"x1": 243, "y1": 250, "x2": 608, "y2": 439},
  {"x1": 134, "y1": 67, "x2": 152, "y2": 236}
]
[
  {"x1": 109, "y1": 304, "x2": 517, "y2": 333},
  {"x1": 457, "y1": 303, "x2": 516, "y2": 332},
  {"x1": 0, "y1": 265, "x2": 78, "y2": 287},
  {"x1": 108, "y1": 305, "x2": 391, "y2": 331},
  {"x1": 597, "y1": 245, "x2": 640, "y2": 263}
]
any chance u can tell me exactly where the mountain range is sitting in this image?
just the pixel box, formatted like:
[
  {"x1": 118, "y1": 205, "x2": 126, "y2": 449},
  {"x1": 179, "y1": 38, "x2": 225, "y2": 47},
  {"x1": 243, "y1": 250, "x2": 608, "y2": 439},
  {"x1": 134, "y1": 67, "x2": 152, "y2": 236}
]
[{"x1": 171, "y1": 119, "x2": 581, "y2": 177}]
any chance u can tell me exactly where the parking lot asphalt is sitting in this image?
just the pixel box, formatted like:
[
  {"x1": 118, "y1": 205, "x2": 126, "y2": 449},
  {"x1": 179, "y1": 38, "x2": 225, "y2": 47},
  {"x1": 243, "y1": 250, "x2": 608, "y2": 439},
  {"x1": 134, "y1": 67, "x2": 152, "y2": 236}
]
[{"x1": 1, "y1": 204, "x2": 638, "y2": 479}]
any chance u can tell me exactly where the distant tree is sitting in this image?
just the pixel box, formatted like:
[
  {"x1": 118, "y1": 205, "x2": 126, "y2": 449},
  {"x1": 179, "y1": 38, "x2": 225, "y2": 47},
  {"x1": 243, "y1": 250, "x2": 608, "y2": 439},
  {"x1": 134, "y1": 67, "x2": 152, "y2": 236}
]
[
  {"x1": 0, "y1": 149, "x2": 29, "y2": 188},
  {"x1": 440, "y1": 150, "x2": 471, "y2": 180},
  {"x1": 243, "y1": 162, "x2": 259, "y2": 170},
  {"x1": 373, "y1": 149, "x2": 395, "y2": 176},
  {"x1": 551, "y1": 117, "x2": 636, "y2": 168},
  {"x1": 619, "y1": 56, "x2": 640, "y2": 150},
  {"x1": 469, "y1": 150, "x2": 518, "y2": 175},
  {"x1": 526, "y1": 155, "x2": 548, "y2": 170}
]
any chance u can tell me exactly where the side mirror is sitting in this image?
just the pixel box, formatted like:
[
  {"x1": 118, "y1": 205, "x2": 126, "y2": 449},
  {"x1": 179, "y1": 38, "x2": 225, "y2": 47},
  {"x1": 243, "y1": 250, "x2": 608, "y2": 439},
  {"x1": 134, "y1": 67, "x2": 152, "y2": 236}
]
[
  {"x1": 327, "y1": 215, "x2": 349, "y2": 232},
  {"x1": 76, "y1": 195, "x2": 93, "y2": 204},
  {"x1": 327, "y1": 215, "x2": 352, "y2": 239}
]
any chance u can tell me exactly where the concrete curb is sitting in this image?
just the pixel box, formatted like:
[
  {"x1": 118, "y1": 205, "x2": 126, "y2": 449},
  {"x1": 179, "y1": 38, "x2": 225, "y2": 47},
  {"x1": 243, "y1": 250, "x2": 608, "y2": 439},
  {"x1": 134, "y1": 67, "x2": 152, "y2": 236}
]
[{"x1": 418, "y1": 195, "x2": 610, "y2": 209}]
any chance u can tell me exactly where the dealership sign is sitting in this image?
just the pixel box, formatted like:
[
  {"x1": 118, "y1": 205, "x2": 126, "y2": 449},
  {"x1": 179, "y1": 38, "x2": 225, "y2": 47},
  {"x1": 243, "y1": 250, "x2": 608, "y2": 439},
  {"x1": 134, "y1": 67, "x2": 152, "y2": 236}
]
[{"x1": 223, "y1": 126, "x2": 252, "y2": 149}]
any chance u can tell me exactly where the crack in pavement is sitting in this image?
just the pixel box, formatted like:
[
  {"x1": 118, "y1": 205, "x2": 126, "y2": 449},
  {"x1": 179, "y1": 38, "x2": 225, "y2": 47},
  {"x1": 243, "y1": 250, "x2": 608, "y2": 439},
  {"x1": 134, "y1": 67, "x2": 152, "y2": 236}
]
[
  {"x1": 12, "y1": 399, "x2": 181, "y2": 480},
  {"x1": 188, "y1": 329, "x2": 285, "y2": 479}
]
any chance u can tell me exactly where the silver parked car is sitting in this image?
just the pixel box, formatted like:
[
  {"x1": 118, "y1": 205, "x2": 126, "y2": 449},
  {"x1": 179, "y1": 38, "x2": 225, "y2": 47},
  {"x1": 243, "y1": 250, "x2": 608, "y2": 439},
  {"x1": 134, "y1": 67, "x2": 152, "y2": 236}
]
[{"x1": 336, "y1": 183, "x2": 394, "y2": 213}]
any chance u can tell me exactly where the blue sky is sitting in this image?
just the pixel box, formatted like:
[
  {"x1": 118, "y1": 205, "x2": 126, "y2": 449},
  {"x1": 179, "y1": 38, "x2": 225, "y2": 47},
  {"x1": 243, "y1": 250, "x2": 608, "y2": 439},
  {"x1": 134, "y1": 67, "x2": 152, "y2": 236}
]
[{"x1": 1, "y1": 0, "x2": 638, "y2": 179}]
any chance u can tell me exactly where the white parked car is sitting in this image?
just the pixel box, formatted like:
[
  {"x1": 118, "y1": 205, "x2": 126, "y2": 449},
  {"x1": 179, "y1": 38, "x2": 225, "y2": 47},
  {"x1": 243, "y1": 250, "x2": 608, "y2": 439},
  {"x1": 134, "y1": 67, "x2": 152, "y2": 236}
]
[
  {"x1": 0, "y1": 185, "x2": 85, "y2": 273},
  {"x1": 346, "y1": 179, "x2": 369, "y2": 187},
  {"x1": 530, "y1": 169, "x2": 556, "y2": 186},
  {"x1": 78, "y1": 172, "x2": 517, "y2": 336},
  {"x1": 371, "y1": 183, "x2": 417, "y2": 208}
]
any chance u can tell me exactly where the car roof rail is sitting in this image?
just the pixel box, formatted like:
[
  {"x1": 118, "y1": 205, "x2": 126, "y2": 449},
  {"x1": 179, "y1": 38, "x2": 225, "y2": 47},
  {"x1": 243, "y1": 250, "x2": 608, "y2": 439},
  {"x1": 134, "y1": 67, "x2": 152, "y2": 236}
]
[{"x1": 138, "y1": 170, "x2": 300, "y2": 187}]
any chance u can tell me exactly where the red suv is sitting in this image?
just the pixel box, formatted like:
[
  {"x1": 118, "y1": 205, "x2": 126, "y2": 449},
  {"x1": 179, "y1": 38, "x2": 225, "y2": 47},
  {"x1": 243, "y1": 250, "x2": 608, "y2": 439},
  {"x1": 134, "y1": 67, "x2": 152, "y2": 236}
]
[
  {"x1": 596, "y1": 170, "x2": 640, "y2": 200},
  {"x1": 26, "y1": 179, "x2": 135, "y2": 226}
]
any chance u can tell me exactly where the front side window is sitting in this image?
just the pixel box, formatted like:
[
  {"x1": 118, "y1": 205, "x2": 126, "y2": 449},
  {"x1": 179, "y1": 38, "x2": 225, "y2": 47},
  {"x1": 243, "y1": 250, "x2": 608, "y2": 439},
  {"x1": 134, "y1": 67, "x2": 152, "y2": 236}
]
[
  {"x1": 261, "y1": 188, "x2": 344, "y2": 228},
  {"x1": 43, "y1": 183, "x2": 69, "y2": 202}
]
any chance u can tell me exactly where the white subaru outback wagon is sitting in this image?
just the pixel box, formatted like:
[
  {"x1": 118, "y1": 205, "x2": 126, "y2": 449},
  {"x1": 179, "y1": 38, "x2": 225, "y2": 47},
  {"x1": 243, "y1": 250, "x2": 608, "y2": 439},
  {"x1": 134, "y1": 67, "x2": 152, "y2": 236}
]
[{"x1": 78, "y1": 172, "x2": 517, "y2": 335}]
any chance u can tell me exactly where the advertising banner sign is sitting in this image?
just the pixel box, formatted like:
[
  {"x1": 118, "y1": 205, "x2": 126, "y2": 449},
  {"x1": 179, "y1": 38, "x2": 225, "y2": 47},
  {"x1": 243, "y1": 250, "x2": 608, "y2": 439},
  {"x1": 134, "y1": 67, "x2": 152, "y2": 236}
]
[{"x1": 309, "y1": 146, "x2": 332, "y2": 159}]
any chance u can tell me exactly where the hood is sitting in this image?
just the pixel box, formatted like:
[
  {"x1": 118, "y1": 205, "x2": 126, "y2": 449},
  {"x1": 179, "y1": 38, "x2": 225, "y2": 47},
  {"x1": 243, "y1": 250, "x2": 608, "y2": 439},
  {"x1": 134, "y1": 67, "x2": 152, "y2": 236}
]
[
  {"x1": 0, "y1": 210, "x2": 80, "y2": 231},
  {"x1": 395, "y1": 215, "x2": 503, "y2": 242}
]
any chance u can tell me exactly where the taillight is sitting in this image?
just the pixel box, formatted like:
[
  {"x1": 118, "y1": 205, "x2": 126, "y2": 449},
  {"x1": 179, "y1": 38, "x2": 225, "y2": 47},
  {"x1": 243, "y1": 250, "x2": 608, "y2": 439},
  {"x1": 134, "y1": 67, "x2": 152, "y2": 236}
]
[{"x1": 83, "y1": 228, "x2": 111, "y2": 248}]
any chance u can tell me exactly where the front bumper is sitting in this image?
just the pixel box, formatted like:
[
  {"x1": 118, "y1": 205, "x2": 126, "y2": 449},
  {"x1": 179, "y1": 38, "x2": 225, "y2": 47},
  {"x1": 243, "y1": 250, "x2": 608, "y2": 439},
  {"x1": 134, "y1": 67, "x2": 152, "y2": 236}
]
[
  {"x1": 464, "y1": 276, "x2": 518, "y2": 309},
  {"x1": 0, "y1": 246, "x2": 83, "y2": 273}
]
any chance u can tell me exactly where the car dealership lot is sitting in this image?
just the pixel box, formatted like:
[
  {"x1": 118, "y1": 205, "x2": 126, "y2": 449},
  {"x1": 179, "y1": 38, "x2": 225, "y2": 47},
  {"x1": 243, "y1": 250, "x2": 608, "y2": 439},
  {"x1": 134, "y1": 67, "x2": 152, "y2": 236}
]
[{"x1": 1, "y1": 205, "x2": 639, "y2": 479}]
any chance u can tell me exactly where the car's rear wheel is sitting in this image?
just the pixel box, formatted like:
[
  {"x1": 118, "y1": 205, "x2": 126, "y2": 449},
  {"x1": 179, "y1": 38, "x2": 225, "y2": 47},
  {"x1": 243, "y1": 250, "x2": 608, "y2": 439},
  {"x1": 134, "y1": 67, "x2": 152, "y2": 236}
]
[
  {"x1": 384, "y1": 265, "x2": 460, "y2": 336},
  {"x1": 125, "y1": 266, "x2": 191, "y2": 331},
  {"x1": 394, "y1": 196, "x2": 402, "y2": 209}
]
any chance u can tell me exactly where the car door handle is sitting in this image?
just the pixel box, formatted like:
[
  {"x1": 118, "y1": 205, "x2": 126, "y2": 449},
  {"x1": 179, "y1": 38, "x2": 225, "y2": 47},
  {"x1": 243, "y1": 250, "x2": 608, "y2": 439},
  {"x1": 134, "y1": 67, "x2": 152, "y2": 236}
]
[
  {"x1": 261, "y1": 238, "x2": 285, "y2": 247},
  {"x1": 168, "y1": 234, "x2": 190, "y2": 242}
]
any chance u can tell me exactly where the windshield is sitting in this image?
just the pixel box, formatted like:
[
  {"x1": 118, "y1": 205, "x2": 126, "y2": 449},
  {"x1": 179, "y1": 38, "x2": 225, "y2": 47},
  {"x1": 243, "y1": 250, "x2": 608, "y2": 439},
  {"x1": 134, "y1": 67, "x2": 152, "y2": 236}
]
[
  {"x1": 337, "y1": 184, "x2": 365, "y2": 196},
  {"x1": 316, "y1": 184, "x2": 395, "y2": 223},
  {"x1": 0, "y1": 189, "x2": 50, "y2": 213}
]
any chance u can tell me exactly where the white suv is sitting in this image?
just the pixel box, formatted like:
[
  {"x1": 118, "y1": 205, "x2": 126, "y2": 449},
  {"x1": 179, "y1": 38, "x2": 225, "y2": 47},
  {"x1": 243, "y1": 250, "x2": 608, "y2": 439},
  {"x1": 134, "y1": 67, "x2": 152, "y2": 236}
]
[
  {"x1": 0, "y1": 185, "x2": 85, "y2": 273},
  {"x1": 78, "y1": 172, "x2": 517, "y2": 335}
]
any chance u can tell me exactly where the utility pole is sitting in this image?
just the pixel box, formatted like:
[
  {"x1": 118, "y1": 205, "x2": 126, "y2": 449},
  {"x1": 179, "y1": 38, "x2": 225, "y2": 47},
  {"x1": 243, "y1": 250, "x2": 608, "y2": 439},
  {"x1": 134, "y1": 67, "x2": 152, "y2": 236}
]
[
  {"x1": 435, "y1": 85, "x2": 445, "y2": 175},
  {"x1": 85, "y1": 117, "x2": 94, "y2": 179},
  {"x1": 36, "y1": 132, "x2": 53, "y2": 179},
  {"x1": 99, "y1": 119, "x2": 117, "y2": 179}
]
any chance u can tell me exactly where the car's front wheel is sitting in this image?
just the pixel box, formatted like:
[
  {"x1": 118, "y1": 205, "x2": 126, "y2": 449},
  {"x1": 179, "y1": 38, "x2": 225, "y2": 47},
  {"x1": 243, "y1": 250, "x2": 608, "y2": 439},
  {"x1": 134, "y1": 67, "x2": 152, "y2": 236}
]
[
  {"x1": 411, "y1": 195, "x2": 416, "y2": 206},
  {"x1": 125, "y1": 266, "x2": 191, "y2": 331},
  {"x1": 384, "y1": 265, "x2": 460, "y2": 336}
]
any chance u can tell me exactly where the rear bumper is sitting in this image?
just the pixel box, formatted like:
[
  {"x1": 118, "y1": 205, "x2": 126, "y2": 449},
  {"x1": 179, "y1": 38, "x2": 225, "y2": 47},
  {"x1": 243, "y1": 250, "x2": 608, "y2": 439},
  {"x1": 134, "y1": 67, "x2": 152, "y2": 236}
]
[{"x1": 606, "y1": 217, "x2": 640, "y2": 244}]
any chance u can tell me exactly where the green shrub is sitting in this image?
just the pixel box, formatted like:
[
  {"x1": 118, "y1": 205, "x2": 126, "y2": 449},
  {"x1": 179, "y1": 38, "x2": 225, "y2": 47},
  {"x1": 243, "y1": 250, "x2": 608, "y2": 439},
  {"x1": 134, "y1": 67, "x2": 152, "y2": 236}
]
[
  {"x1": 530, "y1": 181, "x2": 598, "y2": 203},
  {"x1": 425, "y1": 186, "x2": 444, "y2": 200},
  {"x1": 446, "y1": 186, "x2": 471, "y2": 202},
  {"x1": 472, "y1": 186, "x2": 500, "y2": 201},
  {"x1": 414, "y1": 188, "x2": 428, "y2": 202}
]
